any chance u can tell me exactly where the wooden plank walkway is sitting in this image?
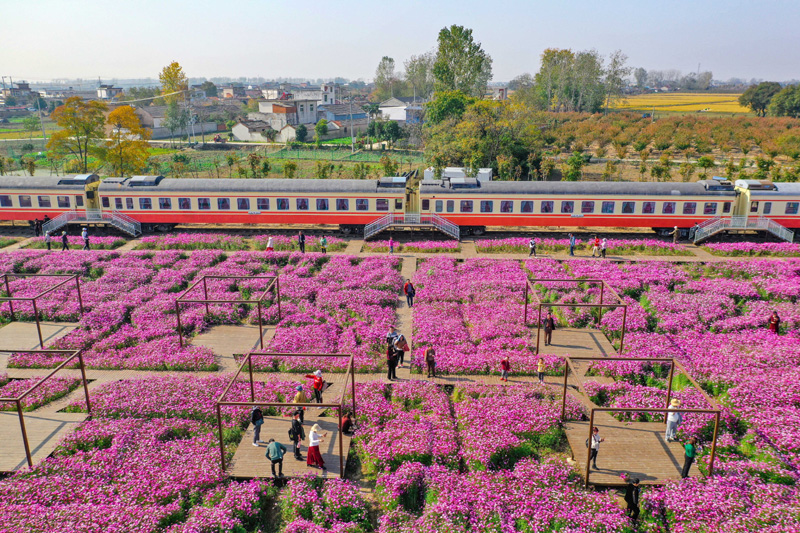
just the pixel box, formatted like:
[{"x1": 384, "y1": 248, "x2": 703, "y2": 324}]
[
  {"x1": 0, "y1": 321, "x2": 78, "y2": 351},
  {"x1": 534, "y1": 327, "x2": 615, "y2": 357},
  {"x1": 0, "y1": 411, "x2": 88, "y2": 472},
  {"x1": 192, "y1": 324, "x2": 276, "y2": 372},
  {"x1": 228, "y1": 413, "x2": 351, "y2": 479}
]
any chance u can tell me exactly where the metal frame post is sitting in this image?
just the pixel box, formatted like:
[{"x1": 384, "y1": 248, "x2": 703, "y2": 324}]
[
  {"x1": 598, "y1": 283, "x2": 604, "y2": 324},
  {"x1": 4, "y1": 274, "x2": 13, "y2": 319},
  {"x1": 708, "y1": 411, "x2": 720, "y2": 476},
  {"x1": 202, "y1": 277, "x2": 210, "y2": 315},
  {"x1": 276, "y1": 278, "x2": 282, "y2": 321},
  {"x1": 248, "y1": 353, "x2": 255, "y2": 402},
  {"x1": 17, "y1": 400, "x2": 33, "y2": 468},
  {"x1": 524, "y1": 282, "x2": 529, "y2": 324},
  {"x1": 32, "y1": 300, "x2": 44, "y2": 349},
  {"x1": 536, "y1": 304, "x2": 543, "y2": 353},
  {"x1": 665, "y1": 362, "x2": 675, "y2": 425},
  {"x1": 620, "y1": 306, "x2": 628, "y2": 353},
  {"x1": 78, "y1": 351, "x2": 91, "y2": 413},
  {"x1": 257, "y1": 301, "x2": 264, "y2": 350},
  {"x1": 585, "y1": 410, "x2": 594, "y2": 488},
  {"x1": 338, "y1": 407, "x2": 344, "y2": 478},
  {"x1": 75, "y1": 275, "x2": 84, "y2": 313},
  {"x1": 217, "y1": 404, "x2": 226, "y2": 471},
  {"x1": 561, "y1": 357, "x2": 569, "y2": 421},
  {"x1": 175, "y1": 301, "x2": 184, "y2": 347}
]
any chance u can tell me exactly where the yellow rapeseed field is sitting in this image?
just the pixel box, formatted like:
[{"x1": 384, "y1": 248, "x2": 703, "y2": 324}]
[{"x1": 613, "y1": 92, "x2": 750, "y2": 114}]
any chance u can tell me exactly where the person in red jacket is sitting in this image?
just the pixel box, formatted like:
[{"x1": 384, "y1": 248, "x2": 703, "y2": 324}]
[
  {"x1": 500, "y1": 357, "x2": 511, "y2": 382},
  {"x1": 304, "y1": 370, "x2": 325, "y2": 403}
]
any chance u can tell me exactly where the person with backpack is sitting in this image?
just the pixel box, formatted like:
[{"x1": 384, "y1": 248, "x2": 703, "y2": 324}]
[
  {"x1": 393, "y1": 333, "x2": 409, "y2": 368},
  {"x1": 425, "y1": 346, "x2": 436, "y2": 378},
  {"x1": 289, "y1": 411, "x2": 305, "y2": 460},
  {"x1": 251, "y1": 406, "x2": 264, "y2": 446},
  {"x1": 543, "y1": 312, "x2": 556, "y2": 346},
  {"x1": 682, "y1": 437, "x2": 698, "y2": 478},
  {"x1": 266, "y1": 438, "x2": 287, "y2": 478},
  {"x1": 403, "y1": 279, "x2": 416, "y2": 307},
  {"x1": 528, "y1": 237, "x2": 537, "y2": 257},
  {"x1": 292, "y1": 385, "x2": 307, "y2": 423},
  {"x1": 303, "y1": 370, "x2": 325, "y2": 403},
  {"x1": 589, "y1": 426, "x2": 604, "y2": 469}
]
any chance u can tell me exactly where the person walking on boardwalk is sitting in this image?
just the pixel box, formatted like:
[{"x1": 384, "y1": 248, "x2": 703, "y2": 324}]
[
  {"x1": 290, "y1": 411, "x2": 305, "y2": 460},
  {"x1": 389, "y1": 237, "x2": 394, "y2": 254},
  {"x1": 393, "y1": 332, "x2": 409, "y2": 368},
  {"x1": 251, "y1": 405, "x2": 264, "y2": 446},
  {"x1": 500, "y1": 356, "x2": 511, "y2": 382},
  {"x1": 665, "y1": 398, "x2": 683, "y2": 442},
  {"x1": 265, "y1": 236, "x2": 274, "y2": 252},
  {"x1": 623, "y1": 475, "x2": 641, "y2": 521},
  {"x1": 292, "y1": 385, "x2": 307, "y2": 423},
  {"x1": 34, "y1": 219, "x2": 41, "y2": 237},
  {"x1": 768, "y1": 311, "x2": 781, "y2": 334},
  {"x1": 590, "y1": 426, "x2": 604, "y2": 469},
  {"x1": 298, "y1": 231, "x2": 306, "y2": 253},
  {"x1": 425, "y1": 347, "x2": 436, "y2": 378},
  {"x1": 681, "y1": 437, "x2": 698, "y2": 478},
  {"x1": 528, "y1": 237, "x2": 537, "y2": 257},
  {"x1": 304, "y1": 370, "x2": 325, "y2": 403},
  {"x1": 266, "y1": 438, "x2": 287, "y2": 478},
  {"x1": 688, "y1": 222, "x2": 699, "y2": 241},
  {"x1": 61, "y1": 231, "x2": 69, "y2": 251},
  {"x1": 320, "y1": 235, "x2": 328, "y2": 254},
  {"x1": 403, "y1": 279, "x2": 416, "y2": 307},
  {"x1": 386, "y1": 342, "x2": 398, "y2": 381},
  {"x1": 537, "y1": 357, "x2": 545, "y2": 383},
  {"x1": 386, "y1": 325, "x2": 399, "y2": 347},
  {"x1": 601, "y1": 238, "x2": 607, "y2": 258},
  {"x1": 44, "y1": 231, "x2": 51, "y2": 251},
  {"x1": 81, "y1": 227, "x2": 90, "y2": 250},
  {"x1": 543, "y1": 311, "x2": 556, "y2": 346},
  {"x1": 670, "y1": 226, "x2": 680, "y2": 244},
  {"x1": 569, "y1": 233, "x2": 576, "y2": 256},
  {"x1": 306, "y1": 424, "x2": 327, "y2": 470}
]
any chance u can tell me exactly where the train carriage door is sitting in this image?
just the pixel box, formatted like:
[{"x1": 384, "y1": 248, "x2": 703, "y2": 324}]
[{"x1": 85, "y1": 181, "x2": 101, "y2": 210}]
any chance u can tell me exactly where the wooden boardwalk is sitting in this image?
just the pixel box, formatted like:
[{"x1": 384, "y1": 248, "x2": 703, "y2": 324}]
[
  {"x1": 0, "y1": 411, "x2": 88, "y2": 472},
  {"x1": 534, "y1": 327, "x2": 615, "y2": 358},
  {"x1": 228, "y1": 413, "x2": 351, "y2": 479},
  {"x1": 0, "y1": 321, "x2": 78, "y2": 351},
  {"x1": 192, "y1": 324, "x2": 276, "y2": 372}
]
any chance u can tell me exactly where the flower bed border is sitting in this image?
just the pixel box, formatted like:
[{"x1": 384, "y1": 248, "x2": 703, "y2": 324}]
[
  {"x1": 175, "y1": 274, "x2": 281, "y2": 348},
  {"x1": 0, "y1": 349, "x2": 90, "y2": 469},
  {"x1": 215, "y1": 351, "x2": 356, "y2": 478},
  {"x1": 0, "y1": 273, "x2": 85, "y2": 348}
]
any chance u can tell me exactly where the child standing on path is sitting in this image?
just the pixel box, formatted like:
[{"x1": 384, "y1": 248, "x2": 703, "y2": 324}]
[{"x1": 537, "y1": 357, "x2": 545, "y2": 383}]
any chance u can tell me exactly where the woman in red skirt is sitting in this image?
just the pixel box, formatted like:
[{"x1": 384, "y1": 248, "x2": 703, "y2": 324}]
[{"x1": 307, "y1": 424, "x2": 327, "y2": 470}]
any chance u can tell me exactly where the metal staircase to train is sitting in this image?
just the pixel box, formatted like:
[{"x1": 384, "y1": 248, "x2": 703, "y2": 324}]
[
  {"x1": 364, "y1": 213, "x2": 460, "y2": 240},
  {"x1": 42, "y1": 209, "x2": 142, "y2": 237},
  {"x1": 693, "y1": 216, "x2": 794, "y2": 244}
]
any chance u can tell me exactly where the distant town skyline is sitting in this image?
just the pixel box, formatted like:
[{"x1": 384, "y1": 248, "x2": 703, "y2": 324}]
[{"x1": 2, "y1": 0, "x2": 799, "y2": 83}]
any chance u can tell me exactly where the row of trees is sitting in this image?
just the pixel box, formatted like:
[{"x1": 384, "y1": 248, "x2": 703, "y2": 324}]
[
  {"x1": 631, "y1": 68, "x2": 714, "y2": 91},
  {"x1": 739, "y1": 82, "x2": 800, "y2": 117}
]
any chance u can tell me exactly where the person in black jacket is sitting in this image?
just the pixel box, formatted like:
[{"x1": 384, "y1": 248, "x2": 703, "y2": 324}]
[
  {"x1": 298, "y1": 231, "x2": 306, "y2": 253},
  {"x1": 290, "y1": 411, "x2": 305, "y2": 460},
  {"x1": 61, "y1": 231, "x2": 69, "y2": 251},
  {"x1": 624, "y1": 475, "x2": 640, "y2": 521},
  {"x1": 543, "y1": 312, "x2": 556, "y2": 346},
  {"x1": 251, "y1": 406, "x2": 264, "y2": 446}
]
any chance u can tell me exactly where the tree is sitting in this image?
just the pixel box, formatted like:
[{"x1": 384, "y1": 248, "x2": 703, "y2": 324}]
[
  {"x1": 634, "y1": 67, "x2": 648, "y2": 88},
  {"x1": 432, "y1": 25, "x2": 493, "y2": 97},
  {"x1": 404, "y1": 52, "x2": 435, "y2": 100},
  {"x1": 261, "y1": 158, "x2": 271, "y2": 177},
  {"x1": 314, "y1": 119, "x2": 328, "y2": 141},
  {"x1": 679, "y1": 162, "x2": 695, "y2": 182},
  {"x1": 768, "y1": 85, "x2": 800, "y2": 118},
  {"x1": 295, "y1": 124, "x2": 308, "y2": 143},
  {"x1": 425, "y1": 90, "x2": 474, "y2": 124},
  {"x1": 105, "y1": 105, "x2": 151, "y2": 177},
  {"x1": 47, "y1": 96, "x2": 108, "y2": 173},
  {"x1": 374, "y1": 56, "x2": 397, "y2": 101},
  {"x1": 380, "y1": 155, "x2": 399, "y2": 176},
  {"x1": 314, "y1": 161, "x2": 334, "y2": 179},
  {"x1": 163, "y1": 100, "x2": 189, "y2": 144},
  {"x1": 604, "y1": 49, "x2": 631, "y2": 113},
  {"x1": 247, "y1": 152, "x2": 262, "y2": 178},
  {"x1": 159, "y1": 61, "x2": 189, "y2": 104},
  {"x1": 562, "y1": 152, "x2": 586, "y2": 181},
  {"x1": 739, "y1": 82, "x2": 782, "y2": 117},
  {"x1": 382, "y1": 121, "x2": 402, "y2": 143},
  {"x1": 22, "y1": 114, "x2": 40, "y2": 141},
  {"x1": 283, "y1": 161, "x2": 297, "y2": 179},
  {"x1": 696, "y1": 155, "x2": 715, "y2": 178},
  {"x1": 199, "y1": 81, "x2": 217, "y2": 98},
  {"x1": 225, "y1": 151, "x2": 237, "y2": 178}
]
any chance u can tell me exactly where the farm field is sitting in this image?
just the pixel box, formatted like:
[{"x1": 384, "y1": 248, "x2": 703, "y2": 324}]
[
  {"x1": 614, "y1": 92, "x2": 750, "y2": 114},
  {"x1": 0, "y1": 242, "x2": 799, "y2": 531}
]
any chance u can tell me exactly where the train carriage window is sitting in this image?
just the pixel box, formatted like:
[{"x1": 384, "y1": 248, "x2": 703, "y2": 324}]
[
  {"x1": 460, "y1": 200, "x2": 473, "y2": 213},
  {"x1": 18, "y1": 195, "x2": 31, "y2": 207},
  {"x1": 277, "y1": 198, "x2": 290, "y2": 211},
  {"x1": 704, "y1": 202, "x2": 718, "y2": 215},
  {"x1": 435, "y1": 200, "x2": 443, "y2": 213},
  {"x1": 642, "y1": 202, "x2": 656, "y2": 214},
  {"x1": 126, "y1": 198, "x2": 134, "y2": 210},
  {"x1": 683, "y1": 202, "x2": 697, "y2": 215},
  {"x1": 422, "y1": 199, "x2": 430, "y2": 211},
  {"x1": 446, "y1": 200, "x2": 454, "y2": 213},
  {"x1": 0, "y1": 195, "x2": 11, "y2": 207},
  {"x1": 178, "y1": 198, "x2": 191, "y2": 210},
  {"x1": 317, "y1": 199, "x2": 329, "y2": 211},
  {"x1": 662, "y1": 202, "x2": 676, "y2": 214},
  {"x1": 57, "y1": 196, "x2": 70, "y2": 208},
  {"x1": 296, "y1": 198, "x2": 309, "y2": 211},
  {"x1": 480, "y1": 200, "x2": 493, "y2": 213},
  {"x1": 139, "y1": 198, "x2": 152, "y2": 210},
  {"x1": 198, "y1": 198, "x2": 211, "y2": 210},
  {"x1": 356, "y1": 199, "x2": 368, "y2": 211},
  {"x1": 237, "y1": 198, "x2": 250, "y2": 210},
  {"x1": 75, "y1": 196, "x2": 84, "y2": 207},
  {"x1": 541, "y1": 201, "x2": 554, "y2": 213},
  {"x1": 750, "y1": 201, "x2": 759, "y2": 213},
  {"x1": 602, "y1": 201, "x2": 615, "y2": 214},
  {"x1": 376, "y1": 199, "x2": 389, "y2": 211},
  {"x1": 501, "y1": 201, "x2": 514, "y2": 213},
  {"x1": 101, "y1": 197, "x2": 110, "y2": 208},
  {"x1": 581, "y1": 201, "x2": 594, "y2": 214},
  {"x1": 38, "y1": 196, "x2": 51, "y2": 208},
  {"x1": 256, "y1": 198, "x2": 270, "y2": 210},
  {"x1": 159, "y1": 198, "x2": 172, "y2": 210},
  {"x1": 395, "y1": 199, "x2": 403, "y2": 210},
  {"x1": 786, "y1": 202, "x2": 799, "y2": 215},
  {"x1": 763, "y1": 202, "x2": 772, "y2": 215},
  {"x1": 622, "y1": 202, "x2": 636, "y2": 214},
  {"x1": 115, "y1": 198, "x2": 123, "y2": 210},
  {"x1": 218, "y1": 198, "x2": 231, "y2": 210},
  {"x1": 521, "y1": 201, "x2": 533, "y2": 213},
  {"x1": 336, "y1": 199, "x2": 349, "y2": 211},
  {"x1": 723, "y1": 202, "x2": 732, "y2": 214},
  {"x1": 561, "y1": 201, "x2": 574, "y2": 214}
]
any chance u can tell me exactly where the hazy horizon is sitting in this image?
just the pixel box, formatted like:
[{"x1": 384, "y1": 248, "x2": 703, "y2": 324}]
[{"x1": 2, "y1": 0, "x2": 799, "y2": 83}]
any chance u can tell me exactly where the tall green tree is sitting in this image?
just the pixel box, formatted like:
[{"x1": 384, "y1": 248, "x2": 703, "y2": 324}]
[
  {"x1": 739, "y1": 82, "x2": 782, "y2": 117},
  {"x1": 432, "y1": 25, "x2": 493, "y2": 97},
  {"x1": 404, "y1": 52, "x2": 435, "y2": 100},
  {"x1": 768, "y1": 85, "x2": 800, "y2": 118},
  {"x1": 159, "y1": 61, "x2": 189, "y2": 104},
  {"x1": 47, "y1": 96, "x2": 108, "y2": 173},
  {"x1": 163, "y1": 100, "x2": 189, "y2": 144},
  {"x1": 603, "y1": 49, "x2": 631, "y2": 113},
  {"x1": 199, "y1": 81, "x2": 217, "y2": 97},
  {"x1": 295, "y1": 124, "x2": 308, "y2": 143},
  {"x1": 425, "y1": 90, "x2": 475, "y2": 124},
  {"x1": 374, "y1": 56, "x2": 397, "y2": 101}
]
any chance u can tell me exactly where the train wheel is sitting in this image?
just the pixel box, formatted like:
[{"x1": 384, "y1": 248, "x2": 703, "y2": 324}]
[
  {"x1": 156, "y1": 224, "x2": 173, "y2": 232},
  {"x1": 472, "y1": 226, "x2": 485, "y2": 236},
  {"x1": 340, "y1": 225, "x2": 352, "y2": 235}
]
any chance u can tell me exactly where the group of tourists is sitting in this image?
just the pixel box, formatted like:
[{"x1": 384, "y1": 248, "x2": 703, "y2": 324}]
[
  {"x1": 262, "y1": 232, "x2": 328, "y2": 254},
  {"x1": 37, "y1": 224, "x2": 91, "y2": 251}
]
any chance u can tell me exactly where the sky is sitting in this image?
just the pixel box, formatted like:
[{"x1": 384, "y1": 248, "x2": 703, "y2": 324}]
[{"x1": 2, "y1": 0, "x2": 799, "y2": 83}]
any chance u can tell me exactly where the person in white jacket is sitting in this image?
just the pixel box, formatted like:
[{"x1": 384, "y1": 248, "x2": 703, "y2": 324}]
[
  {"x1": 665, "y1": 398, "x2": 683, "y2": 442},
  {"x1": 265, "y1": 236, "x2": 274, "y2": 252}
]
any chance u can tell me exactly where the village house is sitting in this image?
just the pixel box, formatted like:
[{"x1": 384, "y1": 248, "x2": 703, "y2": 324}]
[{"x1": 231, "y1": 120, "x2": 275, "y2": 142}]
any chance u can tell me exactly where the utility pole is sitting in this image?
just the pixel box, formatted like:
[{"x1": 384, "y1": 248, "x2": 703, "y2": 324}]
[
  {"x1": 35, "y1": 96, "x2": 47, "y2": 143},
  {"x1": 349, "y1": 89, "x2": 354, "y2": 154}
]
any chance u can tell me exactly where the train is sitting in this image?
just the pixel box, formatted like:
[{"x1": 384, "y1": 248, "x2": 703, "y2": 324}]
[{"x1": 0, "y1": 174, "x2": 798, "y2": 237}]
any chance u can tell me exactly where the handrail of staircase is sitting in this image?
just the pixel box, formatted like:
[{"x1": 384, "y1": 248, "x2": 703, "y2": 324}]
[{"x1": 42, "y1": 210, "x2": 78, "y2": 235}]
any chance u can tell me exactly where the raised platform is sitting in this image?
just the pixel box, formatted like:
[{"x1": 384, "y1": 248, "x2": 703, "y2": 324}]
[
  {"x1": 192, "y1": 324, "x2": 275, "y2": 372},
  {"x1": 227, "y1": 413, "x2": 351, "y2": 479},
  {"x1": 0, "y1": 411, "x2": 88, "y2": 472},
  {"x1": 535, "y1": 327, "x2": 615, "y2": 357},
  {"x1": 0, "y1": 322, "x2": 78, "y2": 351}
]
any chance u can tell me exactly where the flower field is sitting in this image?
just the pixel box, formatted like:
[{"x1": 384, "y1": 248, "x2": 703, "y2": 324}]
[
  {"x1": 26, "y1": 235, "x2": 127, "y2": 249},
  {"x1": 135, "y1": 232, "x2": 347, "y2": 252},
  {"x1": 703, "y1": 241, "x2": 800, "y2": 257},
  {"x1": 362, "y1": 240, "x2": 461, "y2": 253},
  {"x1": 1, "y1": 244, "x2": 800, "y2": 532},
  {"x1": 476, "y1": 236, "x2": 691, "y2": 255}
]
